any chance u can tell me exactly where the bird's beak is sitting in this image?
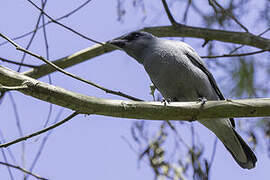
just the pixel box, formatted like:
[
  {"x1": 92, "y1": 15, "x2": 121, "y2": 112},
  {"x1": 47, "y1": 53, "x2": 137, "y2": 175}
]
[{"x1": 107, "y1": 38, "x2": 127, "y2": 49}]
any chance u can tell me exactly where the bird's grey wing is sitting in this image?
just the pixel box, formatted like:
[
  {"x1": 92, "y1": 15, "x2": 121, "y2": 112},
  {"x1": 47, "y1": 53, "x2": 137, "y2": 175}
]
[
  {"x1": 185, "y1": 52, "x2": 225, "y2": 100},
  {"x1": 185, "y1": 52, "x2": 235, "y2": 127}
]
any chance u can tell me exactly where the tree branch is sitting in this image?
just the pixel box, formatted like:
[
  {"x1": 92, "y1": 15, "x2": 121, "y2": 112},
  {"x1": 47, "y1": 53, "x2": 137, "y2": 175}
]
[
  {"x1": 0, "y1": 57, "x2": 37, "y2": 68},
  {"x1": 201, "y1": 49, "x2": 267, "y2": 59},
  {"x1": 22, "y1": 25, "x2": 270, "y2": 80},
  {"x1": 1, "y1": 66, "x2": 270, "y2": 121},
  {"x1": 161, "y1": 0, "x2": 177, "y2": 25},
  {"x1": 0, "y1": 161, "x2": 47, "y2": 180},
  {"x1": 0, "y1": 33, "x2": 142, "y2": 101},
  {"x1": 26, "y1": 0, "x2": 103, "y2": 45},
  {"x1": 208, "y1": 0, "x2": 249, "y2": 32},
  {"x1": 143, "y1": 26, "x2": 270, "y2": 50},
  {"x1": 0, "y1": 0, "x2": 92, "y2": 46},
  {"x1": 23, "y1": 44, "x2": 115, "y2": 79},
  {"x1": 0, "y1": 112, "x2": 79, "y2": 148}
]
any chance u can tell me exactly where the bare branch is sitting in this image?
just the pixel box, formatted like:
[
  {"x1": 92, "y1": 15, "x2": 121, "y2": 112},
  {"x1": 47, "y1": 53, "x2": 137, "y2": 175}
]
[
  {"x1": 0, "y1": 32, "x2": 142, "y2": 101},
  {"x1": 228, "y1": 28, "x2": 270, "y2": 54},
  {"x1": 209, "y1": 138, "x2": 218, "y2": 168},
  {"x1": 161, "y1": 0, "x2": 177, "y2": 25},
  {"x1": 26, "y1": 0, "x2": 103, "y2": 45},
  {"x1": 259, "y1": 27, "x2": 270, "y2": 36},
  {"x1": 143, "y1": 26, "x2": 270, "y2": 50},
  {"x1": 1, "y1": 149, "x2": 14, "y2": 180},
  {"x1": 183, "y1": 0, "x2": 192, "y2": 23},
  {"x1": 0, "y1": 0, "x2": 92, "y2": 46},
  {"x1": 0, "y1": 57, "x2": 37, "y2": 68},
  {"x1": 17, "y1": 0, "x2": 48, "y2": 72},
  {"x1": 0, "y1": 112, "x2": 78, "y2": 148},
  {"x1": 208, "y1": 0, "x2": 249, "y2": 32},
  {"x1": 26, "y1": 109, "x2": 63, "y2": 180},
  {"x1": 1, "y1": 66, "x2": 270, "y2": 121},
  {"x1": 41, "y1": 0, "x2": 50, "y2": 61},
  {"x1": 0, "y1": 161, "x2": 48, "y2": 180},
  {"x1": 22, "y1": 25, "x2": 270, "y2": 80},
  {"x1": 0, "y1": 130, "x2": 17, "y2": 164},
  {"x1": 201, "y1": 49, "x2": 268, "y2": 59},
  {"x1": 23, "y1": 44, "x2": 115, "y2": 79}
]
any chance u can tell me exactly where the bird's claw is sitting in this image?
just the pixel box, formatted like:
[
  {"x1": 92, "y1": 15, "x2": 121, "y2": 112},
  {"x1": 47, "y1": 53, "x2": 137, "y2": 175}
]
[
  {"x1": 161, "y1": 98, "x2": 172, "y2": 106},
  {"x1": 198, "y1": 97, "x2": 207, "y2": 106}
]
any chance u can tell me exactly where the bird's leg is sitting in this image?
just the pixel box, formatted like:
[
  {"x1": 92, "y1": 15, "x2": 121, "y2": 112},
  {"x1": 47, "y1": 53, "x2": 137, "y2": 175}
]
[
  {"x1": 149, "y1": 84, "x2": 156, "y2": 101},
  {"x1": 197, "y1": 97, "x2": 207, "y2": 106}
]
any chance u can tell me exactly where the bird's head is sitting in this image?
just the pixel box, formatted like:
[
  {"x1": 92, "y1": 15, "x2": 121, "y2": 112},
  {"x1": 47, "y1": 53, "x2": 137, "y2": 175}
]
[{"x1": 108, "y1": 31, "x2": 156, "y2": 63}]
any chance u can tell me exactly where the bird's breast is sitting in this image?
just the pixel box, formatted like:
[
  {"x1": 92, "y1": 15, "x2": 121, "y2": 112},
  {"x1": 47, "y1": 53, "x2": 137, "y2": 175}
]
[{"x1": 142, "y1": 52, "x2": 216, "y2": 101}]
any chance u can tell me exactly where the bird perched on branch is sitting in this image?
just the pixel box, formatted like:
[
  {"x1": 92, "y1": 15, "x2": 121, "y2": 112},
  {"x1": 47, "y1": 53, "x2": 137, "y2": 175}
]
[{"x1": 108, "y1": 31, "x2": 257, "y2": 169}]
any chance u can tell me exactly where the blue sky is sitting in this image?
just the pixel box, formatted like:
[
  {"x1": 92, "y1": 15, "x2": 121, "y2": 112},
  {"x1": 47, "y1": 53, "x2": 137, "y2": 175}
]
[{"x1": 0, "y1": 0, "x2": 269, "y2": 179}]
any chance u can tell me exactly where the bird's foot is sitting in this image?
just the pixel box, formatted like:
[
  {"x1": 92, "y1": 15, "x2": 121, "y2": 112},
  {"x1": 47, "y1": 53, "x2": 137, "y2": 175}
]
[
  {"x1": 197, "y1": 97, "x2": 207, "y2": 106},
  {"x1": 161, "y1": 98, "x2": 172, "y2": 106}
]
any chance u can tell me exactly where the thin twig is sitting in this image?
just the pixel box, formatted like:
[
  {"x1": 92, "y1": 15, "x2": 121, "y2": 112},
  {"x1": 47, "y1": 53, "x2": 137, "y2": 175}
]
[
  {"x1": 8, "y1": 93, "x2": 26, "y2": 172},
  {"x1": 40, "y1": 0, "x2": 53, "y2": 128},
  {"x1": 0, "y1": 57, "x2": 37, "y2": 68},
  {"x1": 0, "y1": 161, "x2": 47, "y2": 180},
  {"x1": 259, "y1": 27, "x2": 270, "y2": 36},
  {"x1": 24, "y1": 3, "x2": 52, "y2": 179},
  {"x1": 0, "y1": 112, "x2": 79, "y2": 148},
  {"x1": 161, "y1": 0, "x2": 177, "y2": 25},
  {"x1": 224, "y1": 28, "x2": 270, "y2": 55},
  {"x1": 26, "y1": 0, "x2": 103, "y2": 45},
  {"x1": 183, "y1": 0, "x2": 192, "y2": 23},
  {"x1": 0, "y1": 32, "x2": 143, "y2": 101},
  {"x1": 208, "y1": 0, "x2": 249, "y2": 32},
  {"x1": 1, "y1": 149, "x2": 14, "y2": 180},
  {"x1": 17, "y1": 0, "x2": 48, "y2": 72},
  {"x1": 209, "y1": 137, "x2": 218, "y2": 168},
  {"x1": 41, "y1": 0, "x2": 50, "y2": 61},
  {"x1": 201, "y1": 49, "x2": 267, "y2": 59},
  {"x1": 0, "y1": 130, "x2": 17, "y2": 164},
  {"x1": 229, "y1": 45, "x2": 245, "y2": 54},
  {"x1": 25, "y1": 109, "x2": 63, "y2": 180},
  {"x1": 0, "y1": 0, "x2": 92, "y2": 46}
]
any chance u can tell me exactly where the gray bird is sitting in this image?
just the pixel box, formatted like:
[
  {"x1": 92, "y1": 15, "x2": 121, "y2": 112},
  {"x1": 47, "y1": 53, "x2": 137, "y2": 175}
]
[{"x1": 108, "y1": 31, "x2": 257, "y2": 169}]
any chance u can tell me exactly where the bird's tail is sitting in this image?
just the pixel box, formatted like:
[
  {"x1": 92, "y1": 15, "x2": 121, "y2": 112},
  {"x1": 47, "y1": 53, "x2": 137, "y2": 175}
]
[{"x1": 199, "y1": 118, "x2": 257, "y2": 169}]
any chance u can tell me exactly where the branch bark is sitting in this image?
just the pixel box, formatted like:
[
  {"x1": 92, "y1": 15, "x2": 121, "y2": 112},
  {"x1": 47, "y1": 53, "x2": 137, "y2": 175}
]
[
  {"x1": 143, "y1": 25, "x2": 270, "y2": 50},
  {"x1": 23, "y1": 44, "x2": 114, "y2": 79},
  {"x1": 23, "y1": 25, "x2": 270, "y2": 80},
  {"x1": 2, "y1": 66, "x2": 270, "y2": 121}
]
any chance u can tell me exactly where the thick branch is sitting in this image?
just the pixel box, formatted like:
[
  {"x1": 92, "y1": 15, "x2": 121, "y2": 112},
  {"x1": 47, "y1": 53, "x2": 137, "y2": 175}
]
[
  {"x1": 0, "y1": 32, "x2": 141, "y2": 101},
  {"x1": 143, "y1": 26, "x2": 270, "y2": 50},
  {"x1": 23, "y1": 25, "x2": 270, "y2": 79},
  {"x1": 23, "y1": 44, "x2": 115, "y2": 79},
  {"x1": 2, "y1": 66, "x2": 270, "y2": 120}
]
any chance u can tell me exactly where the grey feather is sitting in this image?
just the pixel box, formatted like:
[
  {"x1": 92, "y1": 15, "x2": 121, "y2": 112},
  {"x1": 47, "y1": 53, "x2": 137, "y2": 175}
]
[{"x1": 108, "y1": 31, "x2": 257, "y2": 169}]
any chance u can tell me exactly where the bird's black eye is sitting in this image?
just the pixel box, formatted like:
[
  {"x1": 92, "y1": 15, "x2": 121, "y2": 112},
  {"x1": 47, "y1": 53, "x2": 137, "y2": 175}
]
[{"x1": 125, "y1": 32, "x2": 142, "y2": 41}]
